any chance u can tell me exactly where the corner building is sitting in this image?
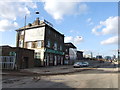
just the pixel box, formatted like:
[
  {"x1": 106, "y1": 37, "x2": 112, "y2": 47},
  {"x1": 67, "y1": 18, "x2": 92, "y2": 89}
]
[{"x1": 16, "y1": 18, "x2": 64, "y2": 66}]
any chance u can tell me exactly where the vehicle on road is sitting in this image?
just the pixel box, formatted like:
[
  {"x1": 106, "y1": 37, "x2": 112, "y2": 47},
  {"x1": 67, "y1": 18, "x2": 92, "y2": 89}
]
[
  {"x1": 96, "y1": 55, "x2": 104, "y2": 63},
  {"x1": 73, "y1": 62, "x2": 89, "y2": 68},
  {"x1": 82, "y1": 62, "x2": 89, "y2": 67},
  {"x1": 73, "y1": 62, "x2": 83, "y2": 68}
]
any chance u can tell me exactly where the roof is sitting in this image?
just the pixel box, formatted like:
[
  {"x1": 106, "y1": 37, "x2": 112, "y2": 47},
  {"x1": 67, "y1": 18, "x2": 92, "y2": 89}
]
[
  {"x1": 77, "y1": 51, "x2": 83, "y2": 53},
  {"x1": 16, "y1": 18, "x2": 64, "y2": 37},
  {"x1": 64, "y1": 43, "x2": 76, "y2": 48},
  {"x1": 0, "y1": 45, "x2": 12, "y2": 48},
  {"x1": 0, "y1": 45, "x2": 34, "y2": 51},
  {"x1": 16, "y1": 18, "x2": 46, "y2": 31}
]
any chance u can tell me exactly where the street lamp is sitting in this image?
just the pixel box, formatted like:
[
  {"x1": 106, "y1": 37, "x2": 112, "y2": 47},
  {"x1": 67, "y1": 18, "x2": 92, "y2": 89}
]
[{"x1": 36, "y1": 11, "x2": 39, "y2": 14}]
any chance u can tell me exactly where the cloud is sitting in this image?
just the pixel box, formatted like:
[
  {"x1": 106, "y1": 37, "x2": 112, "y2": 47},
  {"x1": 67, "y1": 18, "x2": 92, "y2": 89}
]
[
  {"x1": 92, "y1": 16, "x2": 118, "y2": 35},
  {"x1": 0, "y1": 2, "x2": 35, "y2": 20},
  {"x1": 87, "y1": 18, "x2": 92, "y2": 22},
  {"x1": 100, "y1": 36, "x2": 118, "y2": 45},
  {"x1": 0, "y1": 1, "x2": 37, "y2": 31},
  {"x1": 69, "y1": 30, "x2": 79, "y2": 33},
  {"x1": 65, "y1": 36, "x2": 73, "y2": 42},
  {"x1": 0, "y1": 19, "x2": 18, "y2": 32},
  {"x1": 86, "y1": 18, "x2": 93, "y2": 25},
  {"x1": 65, "y1": 36, "x2": 83, "y2": 45},
  {"x1": 92, "y1": 16, "x2": 119, "y2": 45},
  {"x1": 43, "y1": 0, "x2": 88, "y2": 20}
]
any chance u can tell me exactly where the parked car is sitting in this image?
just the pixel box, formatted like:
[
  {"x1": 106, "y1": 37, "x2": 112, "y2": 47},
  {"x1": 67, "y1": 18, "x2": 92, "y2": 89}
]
[
  {"x1": 73, "y1": 62, "x2": 83, "y2": 68},
  {"x1": 82, "y1": 62, "x2": 89, "y2": 67},
  {"x1": 73, "y1": 62, "x2": 89, "y2": 68}
]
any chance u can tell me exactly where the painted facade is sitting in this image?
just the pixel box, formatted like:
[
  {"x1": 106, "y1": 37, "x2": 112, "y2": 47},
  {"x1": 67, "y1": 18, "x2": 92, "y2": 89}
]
[{"x1": 16, "y1": 18, "x2": 64, "y2": 66}]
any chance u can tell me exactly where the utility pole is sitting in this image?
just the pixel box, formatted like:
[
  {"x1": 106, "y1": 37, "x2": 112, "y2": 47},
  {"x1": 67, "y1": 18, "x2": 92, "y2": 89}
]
[
  {"x1": 22, "y1": 11, "x2": 39, "y2": 48},
  {"x1": 118, "y1": 49, "x2": 120, "y2": 61},
  {"x1": 23, "y1": 15, "x2": 26, "y2": 48}
]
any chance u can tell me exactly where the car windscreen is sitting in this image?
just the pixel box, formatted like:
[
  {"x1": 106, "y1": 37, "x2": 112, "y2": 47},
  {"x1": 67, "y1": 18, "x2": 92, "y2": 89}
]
[{"x1": 74, "y1": 62, "x2": 81, "y2": 64}]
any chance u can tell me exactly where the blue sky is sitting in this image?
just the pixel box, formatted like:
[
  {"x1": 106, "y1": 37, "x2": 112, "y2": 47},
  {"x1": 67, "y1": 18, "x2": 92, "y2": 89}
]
[{"x1": 0, "y1": 1, "x2": 118, "y2": 57}]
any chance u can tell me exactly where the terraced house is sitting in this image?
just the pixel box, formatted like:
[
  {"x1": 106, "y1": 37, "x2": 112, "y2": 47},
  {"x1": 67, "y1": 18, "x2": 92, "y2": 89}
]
[{"x1": 16, "y1": 18, "x2": 64, "y2": 66}]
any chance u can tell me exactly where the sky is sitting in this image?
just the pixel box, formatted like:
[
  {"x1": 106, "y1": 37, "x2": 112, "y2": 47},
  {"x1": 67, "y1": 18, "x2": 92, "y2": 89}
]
[{"x1": 0, "y1": 0, "x2": 119, "y2": 57}]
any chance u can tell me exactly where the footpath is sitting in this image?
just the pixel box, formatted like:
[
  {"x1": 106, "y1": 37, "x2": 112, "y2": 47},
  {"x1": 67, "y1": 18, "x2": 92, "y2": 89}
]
[{"x1": 1, "y1": 60, "x2": 117, "y2": 76}]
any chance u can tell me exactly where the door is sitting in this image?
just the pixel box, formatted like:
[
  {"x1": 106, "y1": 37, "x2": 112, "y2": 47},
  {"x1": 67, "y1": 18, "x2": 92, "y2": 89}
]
[
  {"x1": 47, "y1": 55, "x2": 49, "y2": 66},
  {"x1": 54, "y1": 56, "x2": 57, "y2": 66},
  {"x1": 23, "y1": 57, "x2": 29, "y2": 68}
]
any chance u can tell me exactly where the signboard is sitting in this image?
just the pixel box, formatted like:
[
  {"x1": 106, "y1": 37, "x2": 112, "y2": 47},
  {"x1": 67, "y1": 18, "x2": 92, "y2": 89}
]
[
  {"x1": 65, "y1": 55, "x2": 69, "y2": 59},
  {"x1": 45, "y1": 49, "x2": 64, "y2": 55},
  {"x1": 44, "y1": 19, "x2": 53, "y2": 27},
  {"x1": 9, "y1": 52, "x2": 16, "y2": 56},
  {"x1": 25, "y1": 27, "x2": 45, "y2": 42}
]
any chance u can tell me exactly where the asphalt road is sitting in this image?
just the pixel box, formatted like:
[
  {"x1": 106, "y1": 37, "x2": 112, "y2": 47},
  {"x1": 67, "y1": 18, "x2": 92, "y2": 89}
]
[{"x1": 2, "y1": 67, "x2": 119, "y2": 88}]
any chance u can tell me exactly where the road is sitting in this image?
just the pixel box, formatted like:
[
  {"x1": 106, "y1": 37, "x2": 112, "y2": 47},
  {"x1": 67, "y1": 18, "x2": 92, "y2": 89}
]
[{"x1": 2, "y1": 67, "x2": 119, "y2": 88}]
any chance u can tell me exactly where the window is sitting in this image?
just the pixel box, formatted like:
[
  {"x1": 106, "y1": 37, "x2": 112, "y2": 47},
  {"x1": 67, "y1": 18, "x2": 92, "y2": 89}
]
[
  {"x1": 21, "y1": 31, "x2": 24, "y2": 35},
  {"x1": 54, "y1": 42, "x2": 57, "y2": 50},
  {"x1": 48, "y1": 29, "x2": 50, "y2": 34},
  {"x1": 19, "y1": 40, "x2": 23, "y2": 47},
  {"x1": 60, "y1": 45, "x2": 62, "y2": 51},
  {"x1": 55, "y1": 33, "x2": 56, "y2": 38},
  {"x1": 37, "y1": 41, "x2": 42, "y2": 48},
  {"x1": 27, "y1": 42, "x2": 32, "y2": 48},
  {"x1": 47, "y1": 40, "x2": 50, "y2": 48},
  {"x1": 35, "y1": 52, "x2": 41, "y2": 59},
  {"x1": 66, "y1": 49, "x2": 68, "y2": 52},
  {"x1": 41, "y1": 41, "x2": 44, "y2": 47},
  {"x1": 60, "y1": 37, "x2": 62, "y2": 40},
  {"x1": 32, "y1": 42, "x2": 35, "y2": 48}
]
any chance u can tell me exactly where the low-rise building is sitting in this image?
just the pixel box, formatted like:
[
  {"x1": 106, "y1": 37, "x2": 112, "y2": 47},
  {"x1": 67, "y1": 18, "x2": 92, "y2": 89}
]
[
  {"x1": 77, "y1": 51, "x2": 83, "y2": 60},
  {"x1": 0, "y1": 45, "x2": 34, "y2": 69},
  {"x1": 16, "y1": 18, "x2": 64, "y2": 66},
  {"x1": 64, "y1": 43, "x2": 77, "y2": 64}
]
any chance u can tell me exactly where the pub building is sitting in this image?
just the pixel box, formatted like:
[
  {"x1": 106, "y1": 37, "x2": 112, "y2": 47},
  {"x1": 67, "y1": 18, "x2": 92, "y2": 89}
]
[{"x1": 16, "y1": 18, "x2": 64, "y2": 66}]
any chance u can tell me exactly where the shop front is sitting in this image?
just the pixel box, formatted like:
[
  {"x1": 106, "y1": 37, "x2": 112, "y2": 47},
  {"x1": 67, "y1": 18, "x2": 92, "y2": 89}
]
[{"x1": 44, "y1": 49, "x2": 64, "y2": 66}]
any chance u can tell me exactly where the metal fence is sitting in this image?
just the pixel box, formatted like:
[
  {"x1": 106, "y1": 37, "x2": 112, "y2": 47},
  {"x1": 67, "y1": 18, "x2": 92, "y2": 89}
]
[{"x1": 0, "y1": 56, "x2": 15, "y2": 70}]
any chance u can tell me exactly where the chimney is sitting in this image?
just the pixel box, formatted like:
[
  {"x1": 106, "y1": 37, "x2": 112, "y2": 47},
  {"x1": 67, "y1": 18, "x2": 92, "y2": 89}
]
[
  {"x1": 33, "y1": 17, "x2": 40, "y2": 25},
  {"x1": 28, "y1": 23, "x2": 32, "y2": 27}
]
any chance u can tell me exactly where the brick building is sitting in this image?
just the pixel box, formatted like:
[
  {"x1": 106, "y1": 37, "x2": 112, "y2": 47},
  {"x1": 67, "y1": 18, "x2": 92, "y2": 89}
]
[
  {"x1": 1, "y1": 45, "x2": 34, "y2": 69},
  {"x1": 16, "y1": 18, "x2": 64, "y2": 66}
]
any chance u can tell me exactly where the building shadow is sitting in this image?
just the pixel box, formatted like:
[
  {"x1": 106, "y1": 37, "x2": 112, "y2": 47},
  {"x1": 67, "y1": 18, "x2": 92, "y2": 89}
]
[{"x1": 2, "y1": 73, "x2": 119, "y2": 90}]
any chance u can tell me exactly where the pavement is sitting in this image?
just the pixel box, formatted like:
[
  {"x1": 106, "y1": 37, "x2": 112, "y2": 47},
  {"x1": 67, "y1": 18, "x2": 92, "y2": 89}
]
[
  {"x1": 1, "y1": 60, "x2": 117, "y2": 76},
  {"x1": 1, "y1": 65, "x2": 97, "y2": 76}
]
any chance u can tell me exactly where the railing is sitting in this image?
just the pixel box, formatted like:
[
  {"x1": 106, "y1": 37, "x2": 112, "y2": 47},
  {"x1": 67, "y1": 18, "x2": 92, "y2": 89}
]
[{"x1": 0, "y1": 56, "x2": 15, "y2": 70}]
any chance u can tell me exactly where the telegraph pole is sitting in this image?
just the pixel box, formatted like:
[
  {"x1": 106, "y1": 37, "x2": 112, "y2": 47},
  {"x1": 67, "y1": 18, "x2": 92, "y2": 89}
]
[
  {"x1": 23, "y1": 15, "x2": 26, "y2": 48},
  {"x1": 22, "y1": 11, "x2": 39, "y2": 48},
  {"x1": 118, "y1": 49, "x2": 120, "y2": 61}
]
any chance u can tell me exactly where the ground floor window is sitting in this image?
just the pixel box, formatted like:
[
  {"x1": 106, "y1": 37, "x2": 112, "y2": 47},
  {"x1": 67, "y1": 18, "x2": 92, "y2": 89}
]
[
  {"x1": 34, "y1": 52, "x2": 41, "y2": 59},
  {"x1": 44, "y1": 53, "x2": 64, "y2": 66}
]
